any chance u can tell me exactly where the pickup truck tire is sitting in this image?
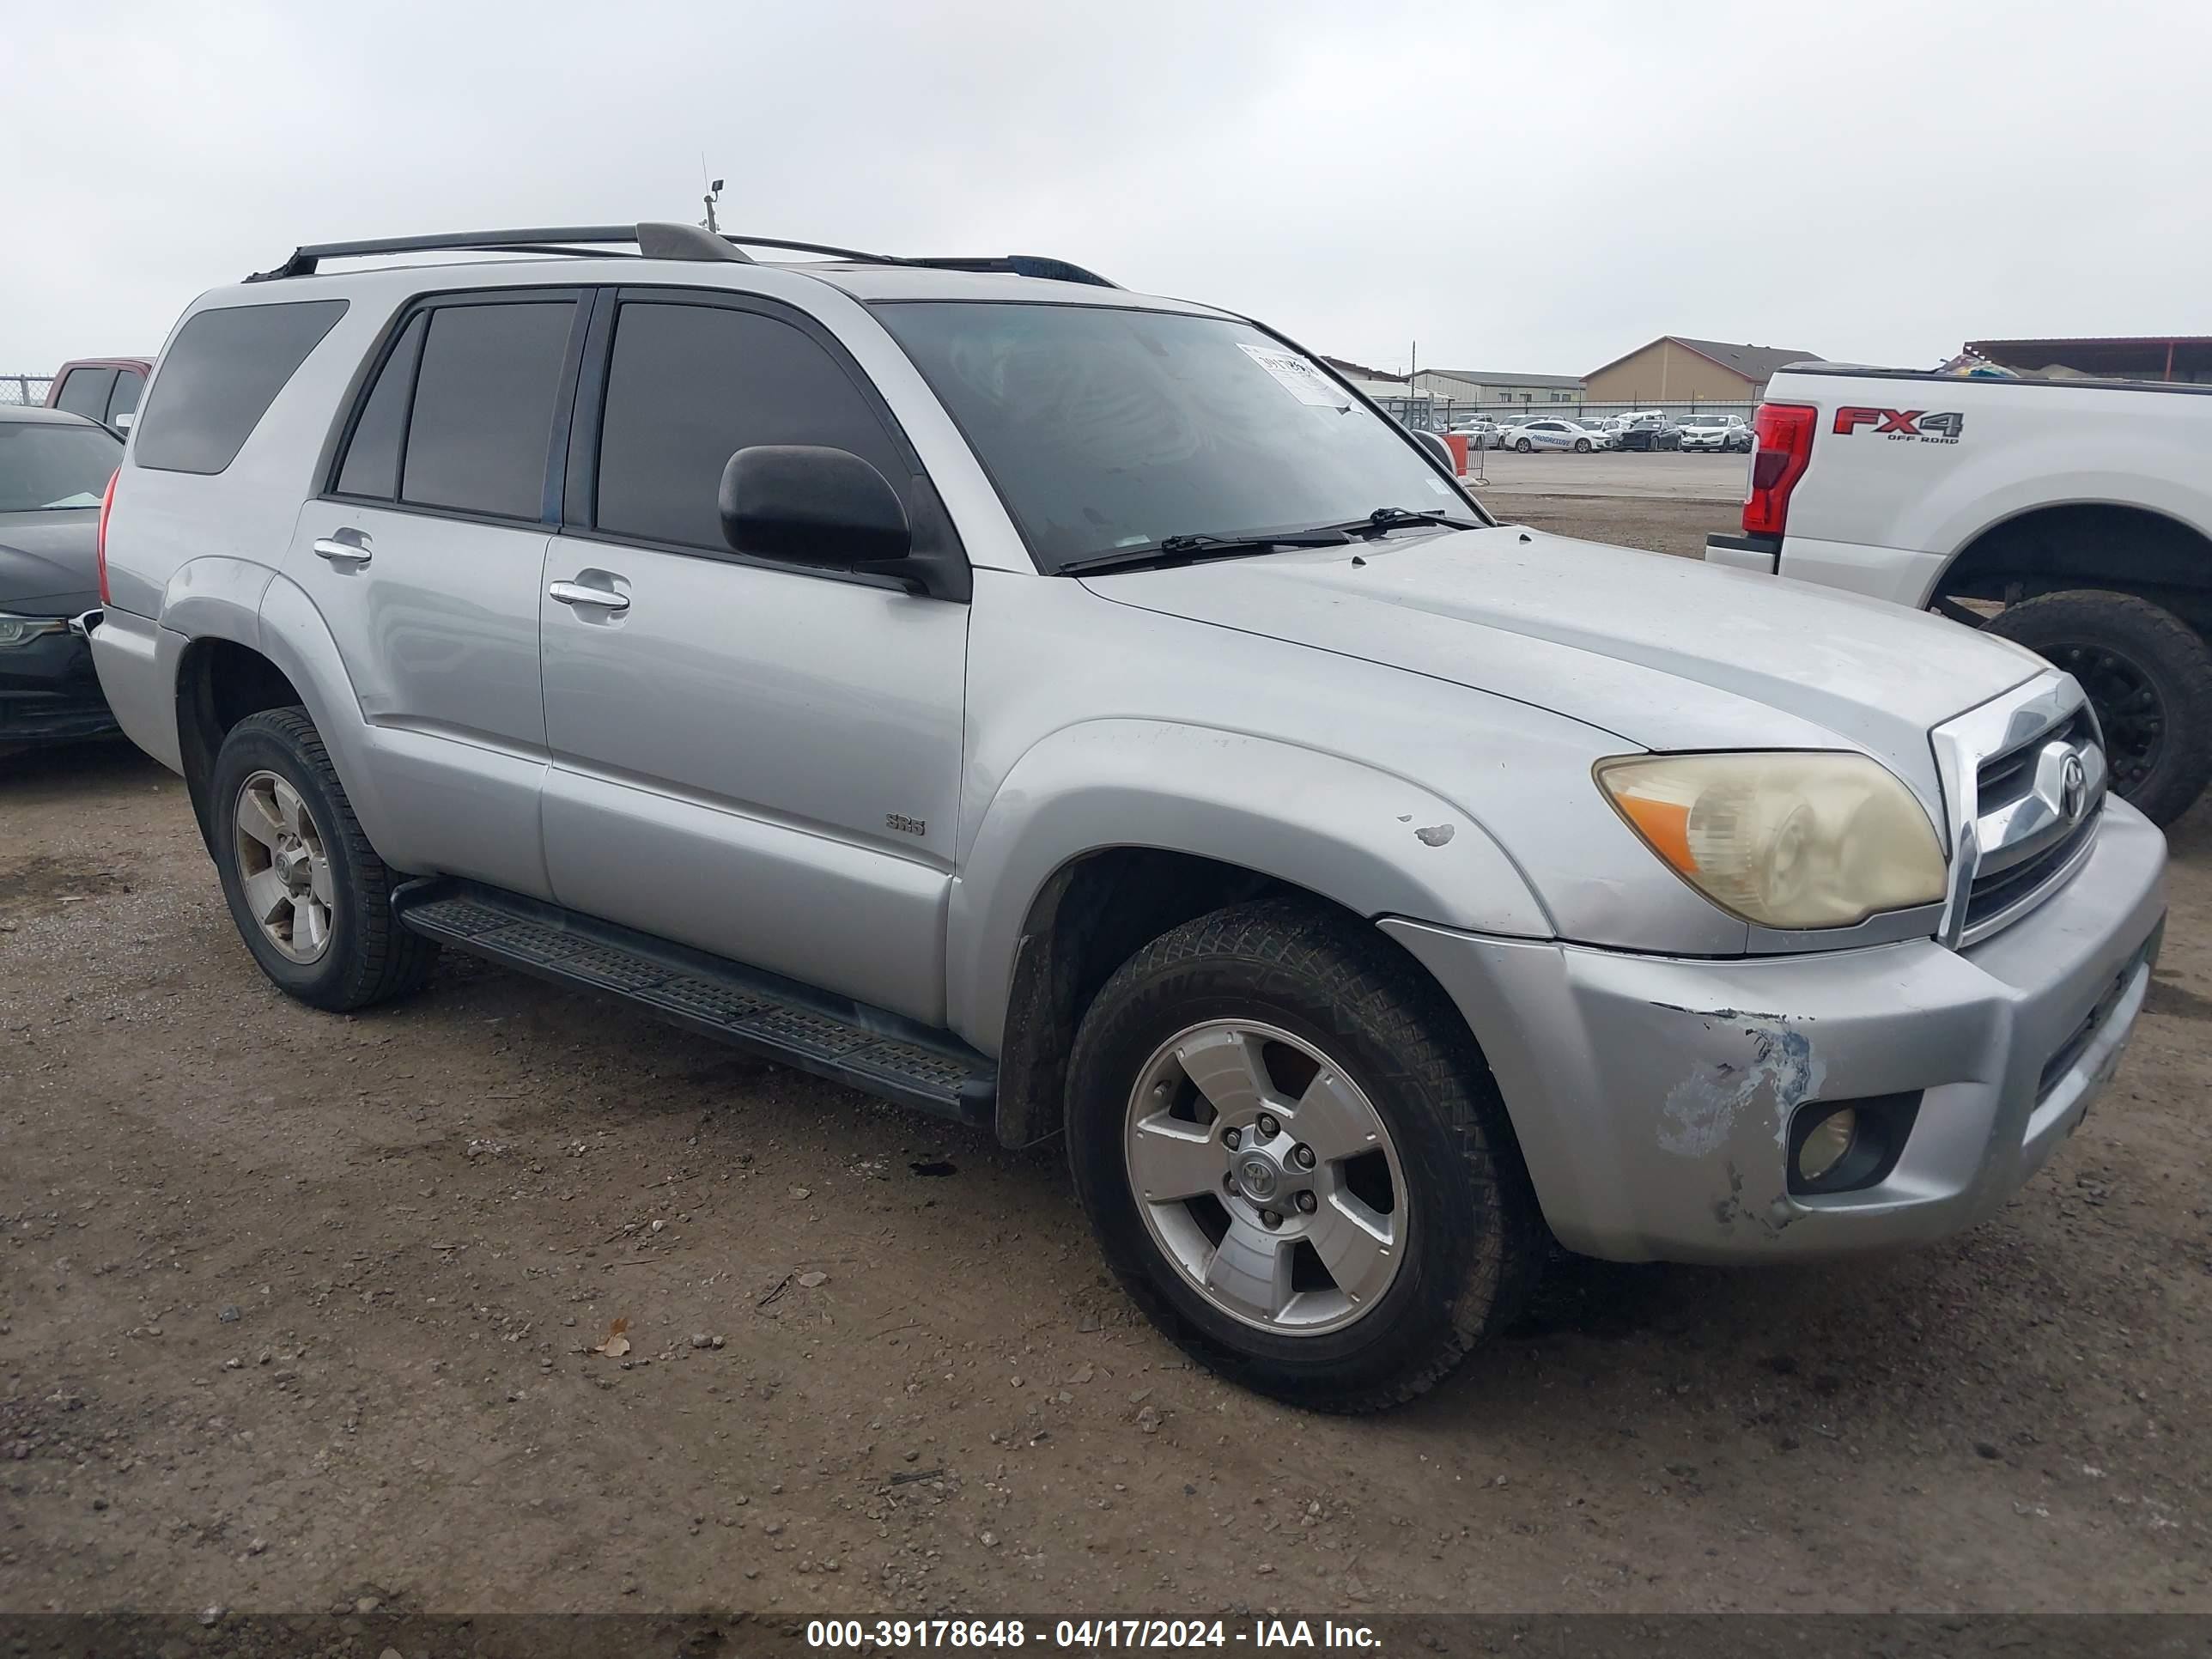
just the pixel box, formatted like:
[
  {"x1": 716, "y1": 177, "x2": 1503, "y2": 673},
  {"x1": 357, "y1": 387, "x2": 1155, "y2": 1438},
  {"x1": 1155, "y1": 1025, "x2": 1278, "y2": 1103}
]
[
  {"x1": 1980, "y1": 589, "x2": 2212, "y2": 827},
  {"x1": 1066, "y1": 899, "x2": 1543, "y2": 1413},
  {"x1": 210, "y1": 707, "x2": 439, "y2": 1011}
]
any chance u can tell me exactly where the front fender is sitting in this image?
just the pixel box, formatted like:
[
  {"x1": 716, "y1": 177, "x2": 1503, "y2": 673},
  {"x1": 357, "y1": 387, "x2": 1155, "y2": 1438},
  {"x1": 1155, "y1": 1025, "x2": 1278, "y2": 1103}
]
[{"x1": 945, "y1": 720, "x2": 1553, "y2": 1050}]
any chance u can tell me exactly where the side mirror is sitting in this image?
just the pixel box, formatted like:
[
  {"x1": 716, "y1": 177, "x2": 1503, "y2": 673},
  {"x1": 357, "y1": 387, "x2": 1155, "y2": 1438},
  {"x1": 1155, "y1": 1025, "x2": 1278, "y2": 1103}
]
[
  {"x1": 112, "y1": 410, "x2": 134, "y2": 431},
  {"x1": 719, "y1": 445, "x2": 911, "y2": 572},
  {"x1": 1412, "y1": 428, "x2": 1454, "y2": 469}
]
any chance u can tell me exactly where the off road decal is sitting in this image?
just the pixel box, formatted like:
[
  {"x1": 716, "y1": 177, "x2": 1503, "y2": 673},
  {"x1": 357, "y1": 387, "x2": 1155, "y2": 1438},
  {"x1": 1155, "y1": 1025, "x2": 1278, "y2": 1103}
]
[{"x1": 1833, "y1": 406, "x2": 1964, "y2": 444}]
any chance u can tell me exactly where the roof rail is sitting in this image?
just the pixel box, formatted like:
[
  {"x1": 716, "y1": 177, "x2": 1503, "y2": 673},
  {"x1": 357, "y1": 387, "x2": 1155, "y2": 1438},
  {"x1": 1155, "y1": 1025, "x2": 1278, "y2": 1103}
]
[
  {"x1": 243, "y1": 224, "x2": 1119, "y2": 288},
  {"x1": 904, "y1": 254, "x2": 1119, "y2": 288}
]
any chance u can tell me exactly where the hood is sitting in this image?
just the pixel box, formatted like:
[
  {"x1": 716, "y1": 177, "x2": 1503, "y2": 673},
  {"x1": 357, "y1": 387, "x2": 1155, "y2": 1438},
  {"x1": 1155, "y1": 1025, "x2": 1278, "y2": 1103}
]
[
  {"x1": 0, "y1": 510, "x2": 100, "y2": 615},
  {"x1": 1080, "y1": 526, "x2": 2044, "y2": 803}
]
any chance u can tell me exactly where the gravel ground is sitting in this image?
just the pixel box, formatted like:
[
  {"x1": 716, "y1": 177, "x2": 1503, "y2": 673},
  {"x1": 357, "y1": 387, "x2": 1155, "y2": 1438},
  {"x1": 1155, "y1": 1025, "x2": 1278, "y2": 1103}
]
[{"x1": 3, "y1": 506, "x2": 2208, "y2": 1616}]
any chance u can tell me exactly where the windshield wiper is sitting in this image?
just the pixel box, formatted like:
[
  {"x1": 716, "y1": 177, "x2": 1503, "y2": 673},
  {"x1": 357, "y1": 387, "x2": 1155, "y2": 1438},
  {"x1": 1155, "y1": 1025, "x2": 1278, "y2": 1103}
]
[
  {"x1": 1060, "y1": 526, "x2": 1352, "y2": 576},
  {"x1": 1314, "y1": 506, "x2": 1486, "y2": 538}
]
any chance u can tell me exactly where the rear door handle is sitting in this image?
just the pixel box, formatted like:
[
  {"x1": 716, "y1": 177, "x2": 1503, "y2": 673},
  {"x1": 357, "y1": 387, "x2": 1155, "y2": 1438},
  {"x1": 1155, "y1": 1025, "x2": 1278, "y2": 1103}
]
[
  {"x1": 548, "y1": 579, "x2": 629, "y2": 613},
  {"x1": 313, "y1": 529, "x2": 373, "y2": 565}
]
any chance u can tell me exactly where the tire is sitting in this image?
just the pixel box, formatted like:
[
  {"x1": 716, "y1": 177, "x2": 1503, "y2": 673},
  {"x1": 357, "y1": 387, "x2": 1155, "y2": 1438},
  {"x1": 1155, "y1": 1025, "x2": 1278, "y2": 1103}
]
[
  {"x1": 210, "y1": 706, "x2": 439, "y2": 1010},
  {"x1": 1573, "y1": 439, "x2": 1590, "y2": 453},
  {"x1": 1979, "y1": 589, "x2": 2212, "y2": 826},
  {"x1": 1066, "y1": 899, "x2": 1544, "y2": 1413},
  {"x1": 1515, "y1": 438, "x2": 1532, "y2": 453}
]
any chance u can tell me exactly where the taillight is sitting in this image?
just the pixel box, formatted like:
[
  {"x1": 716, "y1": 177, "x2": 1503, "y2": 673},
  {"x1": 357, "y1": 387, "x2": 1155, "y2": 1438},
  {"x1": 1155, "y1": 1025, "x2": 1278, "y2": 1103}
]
[
  {"x1": 1742, "y1": 402, "x2": 1816, "y2": 538},
  {"x1": 96, "y1": 467, "x2": 119, "y2": 605}
]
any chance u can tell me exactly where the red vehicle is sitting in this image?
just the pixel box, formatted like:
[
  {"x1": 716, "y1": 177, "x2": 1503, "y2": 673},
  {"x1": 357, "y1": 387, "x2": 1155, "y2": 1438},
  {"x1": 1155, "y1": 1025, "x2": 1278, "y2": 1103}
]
[{"x1": 45, "y1": 356, "x2": 155, "y2": 436}]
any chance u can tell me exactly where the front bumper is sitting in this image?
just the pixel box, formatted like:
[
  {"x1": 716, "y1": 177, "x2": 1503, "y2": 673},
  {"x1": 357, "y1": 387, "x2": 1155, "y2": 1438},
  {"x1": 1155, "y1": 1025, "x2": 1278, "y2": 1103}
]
[
  {"x1": 0, "y1": 623, "x2": 118, "y2": 744},
  {"x1": 1382, "y1": 800, "x2": 2166, "y2": 1262}
]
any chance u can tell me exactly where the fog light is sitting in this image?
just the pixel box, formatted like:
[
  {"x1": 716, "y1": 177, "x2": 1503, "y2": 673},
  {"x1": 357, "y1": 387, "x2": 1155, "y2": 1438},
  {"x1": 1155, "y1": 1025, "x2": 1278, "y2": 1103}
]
[{"x1": 1795, "y1": 1107, "x2": 1856, "y2": 1182}]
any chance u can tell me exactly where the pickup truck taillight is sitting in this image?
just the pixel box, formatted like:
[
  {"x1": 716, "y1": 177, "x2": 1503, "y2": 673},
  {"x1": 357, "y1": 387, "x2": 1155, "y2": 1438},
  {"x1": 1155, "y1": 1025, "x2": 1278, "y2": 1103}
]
[
  {"x1": 96, "y1": 467, "x2": 119, "y2": 605},
  {"x1": 1742, "y1": 403, "x2": 1816, "y2": 538}
]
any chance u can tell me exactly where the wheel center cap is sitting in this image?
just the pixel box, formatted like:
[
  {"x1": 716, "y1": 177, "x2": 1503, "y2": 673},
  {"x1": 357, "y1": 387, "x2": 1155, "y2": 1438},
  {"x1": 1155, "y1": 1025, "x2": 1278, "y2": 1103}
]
[
  {"x1": 1233, "y1": 1150, "x2": 1281, "y2": 1202},
  {"x1": 276, "y1": 843, "x2": 308, "y2": 887}
]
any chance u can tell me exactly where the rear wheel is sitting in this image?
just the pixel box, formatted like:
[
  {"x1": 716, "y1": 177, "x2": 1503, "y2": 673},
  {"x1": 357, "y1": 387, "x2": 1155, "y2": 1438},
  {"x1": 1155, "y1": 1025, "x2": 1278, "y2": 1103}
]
[
  {"x1": 210, "y1": 707, "x2": 439, "y2": 1009},
  {"x1": 1066, "y1": 900, "x2": 1544, "y2": 1412},
  {"x1": 1978, "y1": 589, "x2": 2212, "y2": 826},
  {"x1": 1515, "y1": 438, "x2": 1532, "y2": 453}
]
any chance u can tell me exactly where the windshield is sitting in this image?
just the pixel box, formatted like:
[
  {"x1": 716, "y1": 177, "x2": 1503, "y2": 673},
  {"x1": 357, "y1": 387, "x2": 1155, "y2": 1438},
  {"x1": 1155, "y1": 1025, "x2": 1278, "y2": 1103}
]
[
  {"x1": 0, "y1": 422, "x2": 121, "y2": 512},
  {"x1": 873, "y1": 302, "x2": 1480, "y2": 573}
]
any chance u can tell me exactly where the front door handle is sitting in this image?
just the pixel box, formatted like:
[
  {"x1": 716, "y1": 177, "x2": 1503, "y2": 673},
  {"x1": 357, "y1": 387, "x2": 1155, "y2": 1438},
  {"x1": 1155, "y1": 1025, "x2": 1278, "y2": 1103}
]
[
  {"x1": 548, "y1": 579, "x2": 629, "y2": 613},
  {"x1": 312, "y1": 529, "x2": 373, "y2": 565}
]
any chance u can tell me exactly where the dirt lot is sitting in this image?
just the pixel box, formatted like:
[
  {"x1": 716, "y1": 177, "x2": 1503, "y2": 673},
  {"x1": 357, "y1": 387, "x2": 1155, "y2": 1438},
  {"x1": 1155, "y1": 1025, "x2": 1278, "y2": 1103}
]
[{"x1": 3, "y1": 502, "x2": 2209, "y2": 1617}]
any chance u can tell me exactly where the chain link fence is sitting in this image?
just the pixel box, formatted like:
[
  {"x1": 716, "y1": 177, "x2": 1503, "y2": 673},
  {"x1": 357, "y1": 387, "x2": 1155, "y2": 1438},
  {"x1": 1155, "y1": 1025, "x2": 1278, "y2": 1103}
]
[{"x1": 2, "y1": 374, "x2": 54, "y2": 406}]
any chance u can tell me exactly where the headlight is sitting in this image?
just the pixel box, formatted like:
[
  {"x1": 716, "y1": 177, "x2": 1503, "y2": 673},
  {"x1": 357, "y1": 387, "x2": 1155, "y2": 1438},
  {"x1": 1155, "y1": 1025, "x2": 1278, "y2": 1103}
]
[
  {"x1": 0, "y1": 612, "x2": 70, "y2": 647},
  {"x1": 1595, "y1": 751, "x2": 1947, "y2": 929}
]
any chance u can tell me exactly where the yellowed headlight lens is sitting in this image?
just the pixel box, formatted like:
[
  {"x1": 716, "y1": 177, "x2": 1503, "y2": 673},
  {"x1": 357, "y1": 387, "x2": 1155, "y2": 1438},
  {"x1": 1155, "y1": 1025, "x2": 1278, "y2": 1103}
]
[{"x1": 1595, "y1": 752, "x2": 1947, "y2": 929}]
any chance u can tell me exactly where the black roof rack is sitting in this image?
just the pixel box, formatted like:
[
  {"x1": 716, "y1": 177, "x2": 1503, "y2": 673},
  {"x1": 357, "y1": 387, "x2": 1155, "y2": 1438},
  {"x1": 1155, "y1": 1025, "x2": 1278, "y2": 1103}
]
[{"x1": 244, "y1": 223, "x2": 1119, "y2": 288}]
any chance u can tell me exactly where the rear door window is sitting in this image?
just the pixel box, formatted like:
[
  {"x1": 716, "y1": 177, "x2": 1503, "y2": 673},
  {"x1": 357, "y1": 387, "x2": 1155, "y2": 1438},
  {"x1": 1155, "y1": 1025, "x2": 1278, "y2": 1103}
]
[
  {"x1": 399, "y1": 301, "x2": 575, "y2": 520},
  {"x1": 53, "y1": 368, "x2": 116, "y2": 423},
  {"x1": 592, "y1": 299, "x2": 908, "y2": 552},
  {"x1": 134, "y1": 300, "x2": 349, "y2": 474},
  {"x1": 332, "y1": 313, "x2": 428, "y2": 501}
]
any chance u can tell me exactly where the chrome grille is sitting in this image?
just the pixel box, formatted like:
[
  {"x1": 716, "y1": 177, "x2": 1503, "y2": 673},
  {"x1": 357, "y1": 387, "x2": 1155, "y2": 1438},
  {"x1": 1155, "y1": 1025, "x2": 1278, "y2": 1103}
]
[{"x1": 1936, "y1": 678, "x2": 2106, "y2": 949}]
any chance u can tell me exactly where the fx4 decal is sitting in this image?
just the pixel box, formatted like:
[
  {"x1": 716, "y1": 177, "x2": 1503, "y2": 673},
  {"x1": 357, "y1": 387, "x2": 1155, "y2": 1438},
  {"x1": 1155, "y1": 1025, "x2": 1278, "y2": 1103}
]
[{"x1": 1833, "y1": 406, "x2": 1965, "y2": 443}]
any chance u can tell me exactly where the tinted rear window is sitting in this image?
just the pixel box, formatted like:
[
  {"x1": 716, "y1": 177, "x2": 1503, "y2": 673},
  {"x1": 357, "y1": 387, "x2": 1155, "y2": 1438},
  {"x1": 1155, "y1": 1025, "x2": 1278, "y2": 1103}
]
[
  {"x1": 135, "y1": 301, "x2": 347, "y2": 474},
  {"x1": 333, "y1": 313, "x2": 427, "y2": 500},
  {"x1": 53, "y1": 368, "x2": 116, "y2": 422},
  {"x1": 400, "y1": 301, "x2": 574, "y2": 520},
  {"x1": 106, "y1": 371, "x2": 144, "y2": 425}
]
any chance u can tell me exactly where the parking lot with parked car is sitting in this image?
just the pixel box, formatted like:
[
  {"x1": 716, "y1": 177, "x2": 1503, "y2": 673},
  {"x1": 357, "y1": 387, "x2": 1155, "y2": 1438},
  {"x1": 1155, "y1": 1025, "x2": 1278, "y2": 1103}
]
[{"x1": 6, "y1": 430, "x2": 2207, "y2": 1612}]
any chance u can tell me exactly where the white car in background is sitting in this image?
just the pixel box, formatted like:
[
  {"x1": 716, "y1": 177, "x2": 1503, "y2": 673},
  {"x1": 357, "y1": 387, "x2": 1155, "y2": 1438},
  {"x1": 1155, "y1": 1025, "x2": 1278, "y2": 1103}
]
[
  {"x1": 1678, "y1": 412, "x2": 1752, "y2": 453},
  {"x1": 1447, "y1": 418, "x2": 1505, "y2": 450},
  {"x1": 1502, "y1": 417, "x2": 1606, "y2": 453}
]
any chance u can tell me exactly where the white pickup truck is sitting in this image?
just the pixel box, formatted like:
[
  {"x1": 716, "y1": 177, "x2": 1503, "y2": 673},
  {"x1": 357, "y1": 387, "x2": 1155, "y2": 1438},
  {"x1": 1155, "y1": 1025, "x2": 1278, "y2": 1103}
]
[{"x1": 1706, "y1": 366, "x2": 2212, "y2": 824}]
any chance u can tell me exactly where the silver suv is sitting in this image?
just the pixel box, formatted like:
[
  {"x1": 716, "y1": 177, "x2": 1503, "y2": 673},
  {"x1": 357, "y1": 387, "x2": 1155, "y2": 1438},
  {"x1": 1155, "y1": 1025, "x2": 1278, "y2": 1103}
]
[{"x1": 91, "y1": 222, "x2": 2166, "y2": 1410}]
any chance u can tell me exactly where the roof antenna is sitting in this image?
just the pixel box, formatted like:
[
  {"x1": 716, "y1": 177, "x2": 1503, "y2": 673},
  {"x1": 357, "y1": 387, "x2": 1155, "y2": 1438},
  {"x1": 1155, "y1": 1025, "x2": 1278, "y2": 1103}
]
[{"x1": 702, "y1": 167, "x2": 724, "y2": 234}]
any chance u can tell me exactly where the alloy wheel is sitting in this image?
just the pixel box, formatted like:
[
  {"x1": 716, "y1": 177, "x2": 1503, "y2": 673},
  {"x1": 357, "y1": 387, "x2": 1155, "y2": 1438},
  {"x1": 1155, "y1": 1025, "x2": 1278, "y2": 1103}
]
[
  {"x1": 233, "y1": 769, "x2": 335, "y2": 963},
  {"x1": 1122, "y1": 1020, "x2": 1407, "y2": 1335}
]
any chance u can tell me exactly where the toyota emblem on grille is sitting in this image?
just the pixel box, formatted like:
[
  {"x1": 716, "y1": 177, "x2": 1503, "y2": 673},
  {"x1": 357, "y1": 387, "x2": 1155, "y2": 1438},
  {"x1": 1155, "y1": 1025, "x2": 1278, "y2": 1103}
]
[{"x1": 2060, "y1": 751, "x2": 2088, "y2": 823}]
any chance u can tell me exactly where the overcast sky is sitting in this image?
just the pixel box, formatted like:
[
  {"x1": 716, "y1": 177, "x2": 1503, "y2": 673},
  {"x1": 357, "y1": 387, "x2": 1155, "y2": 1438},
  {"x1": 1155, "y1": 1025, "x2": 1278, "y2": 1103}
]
[{"x1": 9, "y1": 1, "x2": 2207, "y2": 378}]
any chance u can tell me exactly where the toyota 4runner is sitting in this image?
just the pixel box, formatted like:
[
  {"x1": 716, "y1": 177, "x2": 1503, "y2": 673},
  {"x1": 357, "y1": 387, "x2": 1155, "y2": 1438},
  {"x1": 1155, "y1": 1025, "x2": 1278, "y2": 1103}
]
[{"x1": 89, "y1": 222, "x2": 2166, "y2": 1410}]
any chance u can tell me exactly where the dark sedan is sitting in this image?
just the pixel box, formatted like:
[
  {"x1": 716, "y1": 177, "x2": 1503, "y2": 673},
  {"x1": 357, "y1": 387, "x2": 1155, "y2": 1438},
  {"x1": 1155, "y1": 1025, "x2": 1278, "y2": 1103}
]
[
  {"x1": 1, "y1": 407, "x2": 123, "y2": 744},
  {"x1": 1611, "y1": 414, "x2": 1681, "y2": 452}
]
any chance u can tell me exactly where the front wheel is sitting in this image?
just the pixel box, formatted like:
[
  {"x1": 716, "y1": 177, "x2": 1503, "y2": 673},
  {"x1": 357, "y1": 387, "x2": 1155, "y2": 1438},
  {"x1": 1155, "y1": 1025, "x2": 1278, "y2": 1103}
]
[
  {"x1": 1066, "y1": 901, "x2": 1544, "y2": 1412},
  {"x1": 1515, "y1": 438, "x2": 1533, "y2": 453},
  {"x1": 210, "y1": 707, "x2": 439, "y2": 1009},
  {"x1": 1979, "y1": 590, "x2": 2212, "y2": 826},
  {"x1": 1573, "y1": 438, "x2": 1590, "y2": 453}
]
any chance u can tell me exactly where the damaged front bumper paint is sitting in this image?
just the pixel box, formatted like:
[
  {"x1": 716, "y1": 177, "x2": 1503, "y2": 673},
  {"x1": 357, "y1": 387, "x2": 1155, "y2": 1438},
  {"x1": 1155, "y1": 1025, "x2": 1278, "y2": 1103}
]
[{"x1": 1381, "y1": 799, "x2": 2167, "y2": 1264}]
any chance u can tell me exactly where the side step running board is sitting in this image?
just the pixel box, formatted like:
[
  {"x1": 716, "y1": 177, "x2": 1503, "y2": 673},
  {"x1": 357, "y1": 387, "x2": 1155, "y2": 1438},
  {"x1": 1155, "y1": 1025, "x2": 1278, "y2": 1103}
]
[{"x1": 392, "y1": 878, "x2": 995, "y2": 1127}]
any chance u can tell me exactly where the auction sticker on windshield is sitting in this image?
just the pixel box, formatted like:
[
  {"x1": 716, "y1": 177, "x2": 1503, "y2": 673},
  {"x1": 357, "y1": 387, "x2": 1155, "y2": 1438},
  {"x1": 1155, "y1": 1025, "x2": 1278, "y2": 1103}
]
[{"x1": 1238, "y1": 343, "x2": 1352, "y2": 409}]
